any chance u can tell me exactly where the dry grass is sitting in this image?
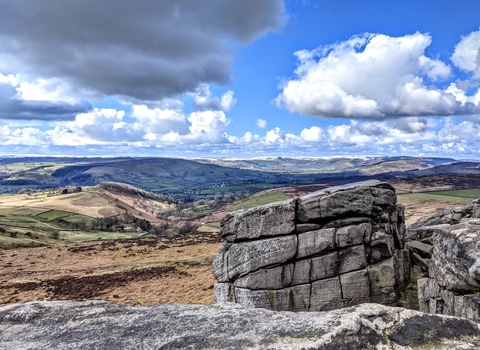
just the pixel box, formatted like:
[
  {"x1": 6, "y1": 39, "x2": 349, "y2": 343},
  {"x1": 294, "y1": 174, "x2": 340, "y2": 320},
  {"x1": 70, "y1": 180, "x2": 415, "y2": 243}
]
[{"x1": 0, "y1": 232, "x2": 221, "y2": 307}]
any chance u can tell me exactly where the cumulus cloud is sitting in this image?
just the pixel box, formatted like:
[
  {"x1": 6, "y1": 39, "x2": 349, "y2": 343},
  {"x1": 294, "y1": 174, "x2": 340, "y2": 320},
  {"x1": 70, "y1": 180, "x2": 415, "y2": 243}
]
[
  {"x1": 256, "y1": 119, "x2": 267, "y2": 128},
  {"x1": 0, "y1": 75, "x2": 91, "y2": 120},
  {"x1": 2, "y1": 114, "x2": 480, "y2": 157},
  {"x1": 0, "y1": 0, "x2": 286, "y2": 104},
  {"x1": 48, "y1": 98, "x2": 231, "y2": 146},
  {"x1": 191, "y1": 85, "x2": 237, "y2": 111},
  {"x1": 452, "y1": 28, "x2": 480, "y2": 77},
  {"x1": 276, "y1": 32, "x2": 480, "y2": 120},
  {"x1": 300, "y1": 126, "x2": 325, "y2": 142}
]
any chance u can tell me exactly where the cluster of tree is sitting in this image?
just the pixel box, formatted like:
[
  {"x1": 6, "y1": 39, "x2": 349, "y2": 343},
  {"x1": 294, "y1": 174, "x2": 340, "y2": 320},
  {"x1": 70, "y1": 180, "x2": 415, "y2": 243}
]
[
  {"x1": 177, "y1": 222, "x2": 198, "y2": 235},
  {"x1": 17, "y1": 186, "x2": 83, "y2": 196},
  {"x1": 60, "y1": 186, "x2": 82, "y2": 194},
  {"x1": 90, "y1": 217, "x2": 120, "y2": 231}
]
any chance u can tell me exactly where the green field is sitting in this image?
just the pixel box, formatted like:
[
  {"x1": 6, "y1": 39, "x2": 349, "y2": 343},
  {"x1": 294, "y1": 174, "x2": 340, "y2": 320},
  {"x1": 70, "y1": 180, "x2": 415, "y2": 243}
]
[
  {"x1": 0, "y1": 207, "x2": 136, "y2": 250},
  {"x1": 34, "y1": 209, "x2": 76, "y2": 221},
  {"x1": 228, "y1": 191, "x2": 290, "y2": 212},
  {"x1": 398, "y1": 188, "x2": 480, "y2": 205}
]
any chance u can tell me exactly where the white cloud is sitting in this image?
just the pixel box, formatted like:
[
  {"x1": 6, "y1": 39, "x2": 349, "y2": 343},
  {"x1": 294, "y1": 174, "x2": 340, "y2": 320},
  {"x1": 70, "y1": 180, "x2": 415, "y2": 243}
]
[
  {"x1": 300, "y1": 126, "x2": 325, "y2": 142},
  {"x1": 264, "y1": 127, "x2": 285, "y2": 143},
  {"x1": 276, "y1": 32, "x2": 479, "y2": 120},
  {"x1": 2, "y1": 115, "x2": 480, "y2": 158},
  {"x1": 256, "y1": 119, "x2": 267, "y2": 128},
  {"x1": 59, "y1": 108, "x2": 143, "y2": 144},
  {"x1": 15, "y1": 78, "x2": 81, "y2": 105},
  {"x1": 192, "y1": 85, "x2": 237, "y2": 112},
  {"x1": 131, "y1": 104, "x2": 189, "y2": 135},
  {"x1": 452, "y1": 29, "x2": 480, "y2": 76},
  {"x1": 187, "y1": 110, "x2": 230, "y2": 142}
]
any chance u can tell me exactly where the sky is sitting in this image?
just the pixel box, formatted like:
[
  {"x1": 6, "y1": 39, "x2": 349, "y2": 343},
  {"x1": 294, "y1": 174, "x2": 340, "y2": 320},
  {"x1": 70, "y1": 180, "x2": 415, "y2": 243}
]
[{"x1": 0, "y1": 0, "x2": 480, "y2": 159}]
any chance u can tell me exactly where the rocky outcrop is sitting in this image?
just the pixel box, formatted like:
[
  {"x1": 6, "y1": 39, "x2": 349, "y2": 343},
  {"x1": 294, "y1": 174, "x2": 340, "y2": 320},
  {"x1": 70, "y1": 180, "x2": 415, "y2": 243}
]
[
  {"x1": 1, "y1": 300, "x2": 480, "y2": 349},
  {"x1": 400, "y1": 198, "x2": 480, "y2": 321},
  {"x1": 418, "y1": 219, "x2": 480, "y2": 321},
  {"x1": 214, "y1": 180, "x2": 410, "y2": 311}
]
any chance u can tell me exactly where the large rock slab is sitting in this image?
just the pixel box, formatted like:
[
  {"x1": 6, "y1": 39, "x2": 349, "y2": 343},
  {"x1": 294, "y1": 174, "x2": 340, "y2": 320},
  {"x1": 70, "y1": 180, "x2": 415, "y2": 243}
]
[
  {"x1": 221, "y1": 199, "x2": 296, "y2": 242},
  {"x1": 297, "y1": 180, "x2": 396, "y2": 223},
  {"x1": 430, "y1": 219, "x2": 480, "y2": 293},
  {"x1": 1, "y1": 301, "x2": 480, "y2": 350},
  {"x1": 226, "y1": 235, "x2": 297, "y2": 279},
  {"x1": 411, "y1": 215, "x2": 480, "y2": 322}
]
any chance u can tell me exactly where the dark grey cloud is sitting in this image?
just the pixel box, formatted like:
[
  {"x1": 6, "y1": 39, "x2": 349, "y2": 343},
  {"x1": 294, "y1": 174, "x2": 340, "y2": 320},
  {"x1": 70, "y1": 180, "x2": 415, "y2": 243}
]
[
  {"x1": 0, "y1": 84, "x2": 91, "y2": 120},
  {"x1": 0, "y1": 0, "x2": 286, "y2": 102}
]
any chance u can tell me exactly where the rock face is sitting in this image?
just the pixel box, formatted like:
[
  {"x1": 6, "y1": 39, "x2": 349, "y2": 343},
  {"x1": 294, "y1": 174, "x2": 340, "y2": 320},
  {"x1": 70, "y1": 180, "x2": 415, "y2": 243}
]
[
  {"x1": 214, "y1": 180, "x2": 410, "y2": 311},
  {"x1": 402, "y1": 199, "x2": 480, "y2": 321},
  {"x1": 418, "y1": 219, "x2": 480, "y2": 321},
  {"x1": 1, "y1": 300, "x2": 480, "y2": 350}
]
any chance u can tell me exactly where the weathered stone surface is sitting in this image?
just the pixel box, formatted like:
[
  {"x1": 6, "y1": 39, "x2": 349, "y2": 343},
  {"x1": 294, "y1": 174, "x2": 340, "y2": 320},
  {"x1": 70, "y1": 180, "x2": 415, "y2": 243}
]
[
  {"x1": 214, "y1": 180, "x2": 407, "y2": 312},
  {"x1": 414, "y1": 215, "x2": 480, "y2": 322},
  {"x1": 418, "y1": 277, "x2": 480, "y2": 322},
  {"x1": 322, "y1": 216, "x2": 371, "y2": 229},
  {"x1": 309, "y1": 252, "x2": 339, "y2": 282},
  {"x1": 212, "y1": 252, "x2": 228, "y2": 282},
  {"x1": 368, "y1": 230, "x2": 395, "y2": 263},
  {"x1": 234, "y1": 264, "x2": 294, "y2": 290},
  {"x1": 340, "y1": 269, "x2": 370, "y2": 306},
  {"x1": 406, "y1": 224, "x2": 449, "y2": 241},
  {"x1": 309, "y1": 277, "x2": 343, "y2": 311},
  {"x1": 214, "y1": 283, "x2": 234, "y2": 303},
  {"x1": 298, "y1": 186, "x2": 375, "y2": 223},
  {"x1": 220, "y1": 199, "x2": 296, "y2": 241},
  {"x1": 371, "y1": 186, "x2": 397, "y2": 207},
  {"x1": 407, "y1": 240, "x2": 433, "y2": 259},
  {"x1": 235, "y1": 284, "x2": 311, "y2": 311},
  {"x1": 430, "y1": 220, "x2": 480, "y2": 293},
  {"x1": 296, "y1": 227, "x2": 335, "y2": 258},
  {"x1": 291, "y1": 252, "x2": 339, "y2": 286},
  {"x1": 338, "y1": 244, "x2": 367, "y2": 274},
  {"x1": 290, "y1": 259, "x2": 311, "y2": 285},
  {"x1": 226, "y1": 235, "x2": 297, "y2": 279},
  {"x1": 2, "y1": 301, "x2": 480, "y2": 350},
  {"x1": 412, "y1": 252, "x2": 430, "y2": 273},
  {"x1": 368, "y1": 258, "x2": 397, "y2": 305},
  {"x1": 295, "y1": 223, "x2": 322, "y2": 233},
  {"x1": 335, "y1": 222, "x2": 371, "y2": 248}
]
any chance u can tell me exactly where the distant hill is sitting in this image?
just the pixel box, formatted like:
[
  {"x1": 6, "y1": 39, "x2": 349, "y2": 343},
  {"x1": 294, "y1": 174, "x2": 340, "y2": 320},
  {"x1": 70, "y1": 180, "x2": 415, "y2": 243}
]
[
  {"x1": 196, "y1": 156, "x2": 456, "y2": 174},
  {"x1": 0, "y1": 156, "x2": 479, "y2": 201},
  {"x1": 0, "y1": 182, "x2": 177, "y2": 224}
]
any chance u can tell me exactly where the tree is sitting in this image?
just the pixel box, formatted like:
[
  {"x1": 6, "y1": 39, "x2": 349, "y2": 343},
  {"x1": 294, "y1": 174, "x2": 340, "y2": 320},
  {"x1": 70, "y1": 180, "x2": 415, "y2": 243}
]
[
  {"x1": 178, "y1": 222, "x2": 197, "y2": 235},
  {"x1": 51, "y1": 230, "x2": 60, "y2": 240}
]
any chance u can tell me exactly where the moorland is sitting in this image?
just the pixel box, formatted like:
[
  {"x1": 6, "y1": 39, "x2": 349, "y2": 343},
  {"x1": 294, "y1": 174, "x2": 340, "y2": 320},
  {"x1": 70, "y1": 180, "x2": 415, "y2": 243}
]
[{"x1": 1, "y1": 155, "x2": 480, "y2": 307}]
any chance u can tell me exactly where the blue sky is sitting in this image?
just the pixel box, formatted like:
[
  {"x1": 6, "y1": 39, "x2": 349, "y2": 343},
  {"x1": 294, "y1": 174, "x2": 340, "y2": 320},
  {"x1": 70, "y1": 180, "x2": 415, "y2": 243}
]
[{"x1": 0, "y1": 0, "x2": 480, "y2": 158}]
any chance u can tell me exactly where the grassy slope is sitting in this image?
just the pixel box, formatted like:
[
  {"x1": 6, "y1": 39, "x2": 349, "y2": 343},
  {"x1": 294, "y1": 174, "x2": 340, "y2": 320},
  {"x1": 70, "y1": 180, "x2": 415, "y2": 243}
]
[
  {"x1": 398, "y1": 188, "x2": 480, "y2": 205},
  {"x1": 0, "y1": 184, "x2": 178, "y2": 250},
  {"x1": 227, "y1": 191, "x2": 290, "y2": 211}
]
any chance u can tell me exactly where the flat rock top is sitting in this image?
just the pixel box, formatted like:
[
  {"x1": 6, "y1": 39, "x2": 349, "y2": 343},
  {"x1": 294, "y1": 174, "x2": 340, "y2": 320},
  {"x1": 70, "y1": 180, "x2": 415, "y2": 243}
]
[{"x1": 1, "y1": 301, "x2": 479, "y2": 349}]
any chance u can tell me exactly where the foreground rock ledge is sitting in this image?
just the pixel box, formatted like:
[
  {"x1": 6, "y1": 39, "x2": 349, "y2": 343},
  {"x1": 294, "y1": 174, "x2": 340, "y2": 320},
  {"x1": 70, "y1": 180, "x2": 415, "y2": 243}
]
[{"x1": 1, "y1": 301, "x2": 480, "y2": 349}]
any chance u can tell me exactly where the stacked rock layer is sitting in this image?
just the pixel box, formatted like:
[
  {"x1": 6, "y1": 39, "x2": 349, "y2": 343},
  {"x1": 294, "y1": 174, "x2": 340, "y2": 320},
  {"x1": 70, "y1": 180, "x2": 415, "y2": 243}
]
[
  {"x1": 213, "y1": 180, "x2": 410, "y2": 312},
  {"x1": 418, "y1": 218, "x2": 480, "y2": 321}
]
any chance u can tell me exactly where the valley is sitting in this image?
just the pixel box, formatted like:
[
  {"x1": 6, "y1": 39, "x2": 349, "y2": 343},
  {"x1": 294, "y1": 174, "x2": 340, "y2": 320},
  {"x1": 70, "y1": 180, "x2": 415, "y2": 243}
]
[{"x1": 1, "y1": 155, "x2": 480, "y2": 308}]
